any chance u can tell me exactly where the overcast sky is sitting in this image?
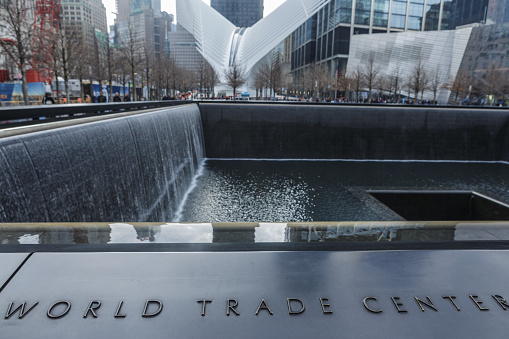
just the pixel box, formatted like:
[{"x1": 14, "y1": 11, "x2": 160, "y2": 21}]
[{"x1": 104, "y1": 0, "x2": 287, "y2": 31}]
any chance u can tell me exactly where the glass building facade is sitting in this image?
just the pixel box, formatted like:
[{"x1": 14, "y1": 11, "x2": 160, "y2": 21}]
[
  {"x1": 487, "y1": 0, "x2": 509, "y2": 24},
  {"x1": 211, "y1": 0, "x2": 264, "y2": 28},
  {"x1": 290, "y1": 0, "x2": 495, "y2": 75}
]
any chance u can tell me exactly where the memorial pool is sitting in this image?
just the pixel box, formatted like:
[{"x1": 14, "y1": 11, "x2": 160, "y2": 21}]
[{"x1": 176, "y1": 159, "x2": 509, "y2": 222}]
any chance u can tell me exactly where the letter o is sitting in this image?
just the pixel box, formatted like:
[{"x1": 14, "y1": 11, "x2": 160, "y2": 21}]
[{"x1": 47, "y1": 301, "x2": 72, "y2": 319}]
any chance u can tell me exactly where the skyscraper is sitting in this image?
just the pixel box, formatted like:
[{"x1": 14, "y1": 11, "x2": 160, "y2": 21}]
[
  {"x1": 115, "y1": 0, "x2": 172, "y2": 59},
  {"x1": 60, "y1": 0, "x2": 107, "y2": 50},
  {"x1": 450, "y1": 0, "x2": 490, "y2": 27},
  {"x1": 487, "y1": 0, "x2": 509, "y2": 23},
  {"x1": 211, "y1": 0, "x2": 264, "y2": 27}
]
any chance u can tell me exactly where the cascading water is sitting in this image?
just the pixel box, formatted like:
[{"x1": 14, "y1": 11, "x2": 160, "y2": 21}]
[{"x1": 0, "y1": 105, "x2": 205, "y2": 223}]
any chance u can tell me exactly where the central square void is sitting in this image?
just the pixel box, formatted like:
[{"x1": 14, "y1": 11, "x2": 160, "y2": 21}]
[{"x1": 368, "y1": 190, "x2": 509, "y2": 221}]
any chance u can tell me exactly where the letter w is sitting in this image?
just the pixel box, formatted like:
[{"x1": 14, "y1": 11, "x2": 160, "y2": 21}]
[{"x1": 5, "y1": 302, "x2": 39, "y2": 319}]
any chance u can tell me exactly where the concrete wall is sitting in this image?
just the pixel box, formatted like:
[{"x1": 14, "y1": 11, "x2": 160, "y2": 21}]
[
  {"x1": 0, "y1": 105, "x2": 205, "y2": 223},
  {"x1": 199, "y1": 103, "x2": 509, "y2": 161}
]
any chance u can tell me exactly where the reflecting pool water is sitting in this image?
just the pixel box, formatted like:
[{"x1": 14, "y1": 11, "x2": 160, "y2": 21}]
[{"x1": 177, "y1": 160, "x2": 509, "y2": 222}]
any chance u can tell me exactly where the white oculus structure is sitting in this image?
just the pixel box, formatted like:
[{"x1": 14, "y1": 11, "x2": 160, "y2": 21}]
[{"x1": 176, "y1": 0, "x2": 328, "y2": 82}]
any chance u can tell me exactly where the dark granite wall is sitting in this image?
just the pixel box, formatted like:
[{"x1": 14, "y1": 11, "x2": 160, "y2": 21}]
[
  {"x1": 2, "y1": 103, "x2": 508, "y2": 223},
  {"x1": 199, "y1": 103, "x2": 509, "y2": 161},
  {"x1": 0, "y1": 105, "x2": 205, "y2": 223}
]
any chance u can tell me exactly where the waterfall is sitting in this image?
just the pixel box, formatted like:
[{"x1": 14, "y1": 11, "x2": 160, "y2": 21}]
[{"x1": 0, "y1": 104, "x2": 205, "y2": 223}]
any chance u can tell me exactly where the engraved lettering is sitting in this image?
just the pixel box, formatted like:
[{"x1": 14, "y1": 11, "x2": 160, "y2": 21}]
[
  {"x1": 442, "y1": 296, "x2": 461, "y2": 311},
  {"x1": 255, "y1": 299, "x2": 274, "y2": 316},
  {"x1": 287, "y1": 298, "x2": 305, "y2": 315},
  {"x1": 469, "y1": 295, "x2": 489, "y2": 311},
  {"x1": 83, "y1": 301, "x2": 101, "y2": 318},
  {"x1": 142, "y1": 300, "x2": 163, "y2": 317},
  {"x1": 197, "y1": 300, "x2": 212, "y2": 316},
  {"x1": 492, "y1": 295, "x2": 509, "y2": 310},
  {"x1": 363, "y1": 297, "x2": 382, "y2": 313},
  {"x1": 414, "y1": 297, "x2": 438, "y2": 312},
  {"x1": 319, "y1": 298, "x2": 333, "y2": 314},
  {"x1": 47, "y1": 301, "x2": 71, "y2": 319},
  {"x1": 115, "y1": 301, "x2": 126, "y2": 318},
  {"x1": 391, "y1": 297, "x2": 407, "y2": 313},
  {"x1": 226, "y1": 299, "x2": 240, "y2": 316},
  {"x1": 5, "y1": 302, "x2": 38, "y2": 319}
]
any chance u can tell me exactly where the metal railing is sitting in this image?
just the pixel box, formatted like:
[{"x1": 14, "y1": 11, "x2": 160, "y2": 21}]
[{"x1": 0, "y1": 100, "x2": 190, "y2": 123}]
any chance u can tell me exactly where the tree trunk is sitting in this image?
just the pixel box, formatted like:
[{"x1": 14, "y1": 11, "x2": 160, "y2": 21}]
[
  {"x1": 79, "y1": 73, "x2": 84, "y2": 102},
  {"x1": 131, "y1": 70, "x2": 136, "y2": 101},
  {"x1": 20, "y1": 66, "x2": 29, "y2": 105},
  {"x1": 63, "y1": 64, "x2": 69, "y2": 103},
  {"x1": 54, "y1": 70, "x2": 60, "y2": 104}
]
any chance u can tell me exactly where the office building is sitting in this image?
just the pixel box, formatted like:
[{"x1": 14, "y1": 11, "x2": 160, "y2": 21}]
[
  {"x1": 115, "y1": 0, "x2": 172, "y2": 59},
  {"x1": 211, "y1": 0, "x2": 264, "y2": 27},
  {"x1": 487, "y1": 0, "x2": 509, "y2": 24},
  {"x1": 291, "y1": 0, "x2": 494, "y2": 76},
  {"x1": 60, "y1": 0, "x2": 107, "y2": 50},
  {"x1": 168, "y1": 24, "x2": 207, "y2": 71}
]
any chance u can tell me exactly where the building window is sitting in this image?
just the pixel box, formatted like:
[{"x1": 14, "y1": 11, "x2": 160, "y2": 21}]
[
  {"x1": 441, "y1": 0, "x2": 453, "y2": 30},
  {"x1": 329, "y1": 0, "x2": 335, "y2": 29},
  {"x1": 335, "y1": 0, "x2": 352, "y2": 24},
  {"x1": 391, "y1": 0, "x2": 407, "y2": 29},
  {"x1": 408, "y1": 1, "x2": 424, "y2": 30},
  {"x1": 373, "y1": 0, "x2": 390, "y2": 27},
  {"x1": 424, "y1": 0, "x2": 441, "y2": 31},
  {"x1": 355, "y1": 0, "x2": 371, "y2": 25},
  {"x1": 333, "y1": 26, "x2": 350, "y2": 55}
]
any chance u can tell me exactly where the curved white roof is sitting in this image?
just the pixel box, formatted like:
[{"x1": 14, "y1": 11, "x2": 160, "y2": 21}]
[{"x1": 176, "y1": 0, "x2": 328, "y2": 77}]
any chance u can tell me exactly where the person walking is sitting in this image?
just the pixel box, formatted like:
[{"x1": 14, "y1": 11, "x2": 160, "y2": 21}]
[
  {"x1": 124, "y1": 93, "x2": 131, "y2": 102},
  {"x1": 113, "y1": 93, "x2": 122, "y2": 102}
]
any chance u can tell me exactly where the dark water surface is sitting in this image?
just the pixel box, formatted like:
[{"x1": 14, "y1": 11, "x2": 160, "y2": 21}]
[{"x1": 177, "y1": 160, "x2": 509, "y2": 222}]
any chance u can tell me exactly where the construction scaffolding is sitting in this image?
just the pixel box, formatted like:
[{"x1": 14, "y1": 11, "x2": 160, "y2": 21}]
[{"x1": 32, "y1": 0, "x2": 61, "y2": 83}]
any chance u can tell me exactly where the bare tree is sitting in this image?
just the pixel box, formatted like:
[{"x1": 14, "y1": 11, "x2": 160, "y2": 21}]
[
  {"x1": 160, "y1": 57, "x2": 173, "y2": 97},
  {"x1": 253, "y1": 61, "x2": 270, "y2": 99},
  {"x1": 334, "y1": 70, "x2": 350, "y2": 100},
  {"x1": 446, "y1": 69, "x2": 470, "y2": 104},
  {"x1": 57, "y1": 26, "x2": 84, "y2": 103},
  {"x1": 363, "y1": 55, "x2": 381, "y2": 102},
  {"x1": 224, "y1": 63, "x2": 247, "y2": 100},
  {"x1": 70, "y1": 37, "x2": 88, "y2": 101},
  {"x1": 120, "y1": 25, "x2": 140, "y2": 101},
  {"x1": 389, "y1": 66, "x2": 403, "y2": 102},
  {"x1": 281, "y1": 66, "x2": 292, "y2": 98},
  {"x1": 204, "y1": 61, "x2": 219, "y2": 98},
  {"x1": 270, "y1": 51, "x2": 283, "y2": 97},
  {"x1": 167, "y1": 58, "x2": 183, "y2": 97},
  {"x1": 47, "y1": 28, "x2": 60, "y2": 103},
  {"x1": 477, "y1": 65, "x2": 509, "y2": 105},
  {"x1": 312, "y1": 63, "x2": 330, "y2": 99},
  {"x1": 0, "y1": 0, "x2": 38, "y2": 104},
  {"x1": 90, "y1": 32, "x2": 106, "y2": 96},
  {"x1": 141, "y1": 42, "x2": 154, "y2": 100},
  {"x1": 428, "y1": 66, "x2": 444, "y2": 104},
  {"x1": 408, "y1": 58, "x2": 429, "y2": 101},
  {"x1": 104, "y1": 39, "x2": 116, "y2": 101},
  {"x1": 348, "y1": 65, "x2": 364, "y2": 102},
  {"x1": 152, "y1": 55, "x2": 165, "y2": 99},
  {"x1": 302, "y1": 66, "x2": 315, "y2": 99},
  {"x1": 194, "y1": 60, "x2": 217, "y2": 98}
]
